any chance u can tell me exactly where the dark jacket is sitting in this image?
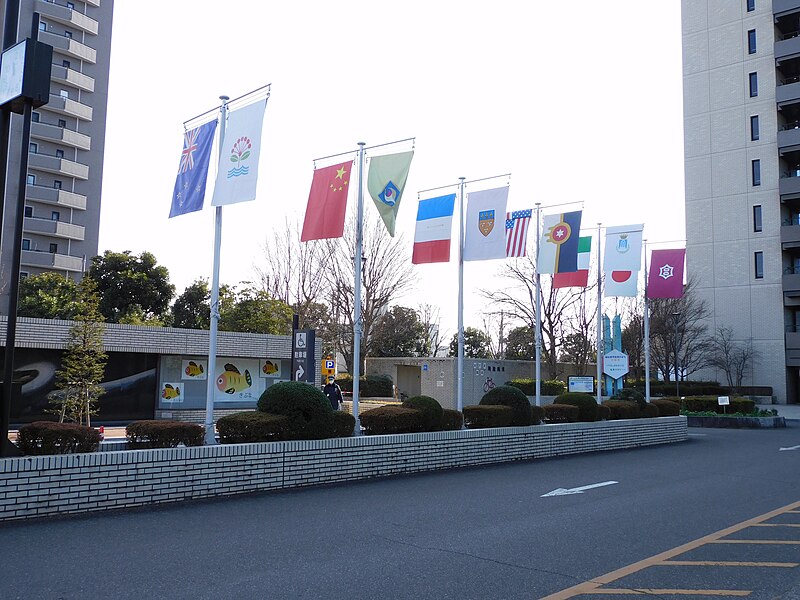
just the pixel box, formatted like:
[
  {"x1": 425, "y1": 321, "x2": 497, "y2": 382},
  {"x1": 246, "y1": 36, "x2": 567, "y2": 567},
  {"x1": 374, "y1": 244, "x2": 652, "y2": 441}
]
[{"x1": 323, "y1": 382, "x2": 343, "y2": 410}]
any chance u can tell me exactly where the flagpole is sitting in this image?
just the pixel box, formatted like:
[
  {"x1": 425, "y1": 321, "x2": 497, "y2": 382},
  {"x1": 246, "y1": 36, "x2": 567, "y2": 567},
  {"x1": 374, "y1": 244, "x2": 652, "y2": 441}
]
[
  {"x1": 534, "y1": 203, "x2": 542, "y2": 407},
  {"x1": 643, "y1": 239, "x2": 651, "y2": 403},
  {"x1": 203, "y1": 95, "x2": 228, "y2": 446},
  {"x1": 596, "y1": 222, "x2": 602, "y2": 407},
  {"x1": 457, "y1": 177, "x2": 465, "y2": 413},
  {"x1": 351, "y1": 142, "x2": 366, "y2": 435}
]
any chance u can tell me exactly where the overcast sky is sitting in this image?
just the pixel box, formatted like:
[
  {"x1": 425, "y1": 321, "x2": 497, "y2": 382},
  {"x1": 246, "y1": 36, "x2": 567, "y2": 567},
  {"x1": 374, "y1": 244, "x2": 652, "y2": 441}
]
[{"x1": 98, "y1": 1, "x2": 685, "y2": 338}]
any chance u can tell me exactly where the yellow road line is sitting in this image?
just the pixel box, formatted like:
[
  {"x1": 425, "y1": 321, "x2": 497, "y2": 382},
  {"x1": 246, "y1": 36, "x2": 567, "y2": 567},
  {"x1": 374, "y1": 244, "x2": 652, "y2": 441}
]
[
  {"x1": 583, "y1": 589, "x2": 750, "y2": 596},
  {"x1": 540, "y1": 500, "x2": 800, "y2": 600},
  {"x1": 659, "y1": 560, "x2": 798, "y2": 568},
  {"x1": 710, "y1": 539, "x2": 800, "y2": 545},
  {"x1": 753, "y1": 523, "x2": 800, "y2": 528}
]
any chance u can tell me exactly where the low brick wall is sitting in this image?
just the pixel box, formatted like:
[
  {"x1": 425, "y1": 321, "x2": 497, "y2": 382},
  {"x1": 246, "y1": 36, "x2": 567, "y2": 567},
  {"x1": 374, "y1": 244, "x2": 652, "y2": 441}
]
[{"x1": 0, "y1": 417, "x2": 687, "y2": 522}]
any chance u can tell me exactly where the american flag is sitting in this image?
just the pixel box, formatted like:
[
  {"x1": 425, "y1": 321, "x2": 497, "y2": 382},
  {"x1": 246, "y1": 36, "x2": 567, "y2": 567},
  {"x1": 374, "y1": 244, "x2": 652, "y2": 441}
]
[{"x1": 506, "y1": 209, "x2": 532, "y2": 257}]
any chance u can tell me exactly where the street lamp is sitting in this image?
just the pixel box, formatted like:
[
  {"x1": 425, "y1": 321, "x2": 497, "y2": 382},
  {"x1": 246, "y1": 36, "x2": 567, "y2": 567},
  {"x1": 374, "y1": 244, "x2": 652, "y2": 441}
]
[{"x1": 672, "y1": 311, "x2": 680, "y2": 398}]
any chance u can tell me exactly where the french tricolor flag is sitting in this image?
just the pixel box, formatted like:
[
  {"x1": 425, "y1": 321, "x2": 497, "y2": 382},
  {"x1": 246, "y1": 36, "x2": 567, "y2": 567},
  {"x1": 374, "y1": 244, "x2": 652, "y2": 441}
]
[{"x1": 412, "y1": 193, "x2": 456, "y2": 264}]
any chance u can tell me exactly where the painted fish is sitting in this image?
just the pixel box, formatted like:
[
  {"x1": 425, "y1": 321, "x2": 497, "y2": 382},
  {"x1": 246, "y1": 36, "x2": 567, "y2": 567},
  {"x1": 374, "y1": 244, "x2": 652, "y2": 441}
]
[
  {"x1": 184, "y1": 361, "x2": 204, "y2": 377},
  {"x1": 216, "y1": 363, "x2": 252, "y2": 394},
  {"x1": 162, "y1": 384, "x2": 180, "y2": 400},
  {"x1": 262, "y1": 360, "x2": 279, "y2": 375}
]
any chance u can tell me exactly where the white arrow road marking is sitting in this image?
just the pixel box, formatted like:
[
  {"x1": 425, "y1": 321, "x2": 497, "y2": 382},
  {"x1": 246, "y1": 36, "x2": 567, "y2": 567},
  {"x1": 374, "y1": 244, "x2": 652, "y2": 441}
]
[
  {"x1": 541, "y1": 481, "x2": 619, "y2": 497},
  {"x1": 779, "y1": 444, "x2": 800, "y2": 452}
]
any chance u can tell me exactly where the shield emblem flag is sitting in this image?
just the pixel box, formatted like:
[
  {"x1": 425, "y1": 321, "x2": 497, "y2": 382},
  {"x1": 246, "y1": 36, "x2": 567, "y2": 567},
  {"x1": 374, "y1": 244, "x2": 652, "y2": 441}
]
[{"x1": 478, "y1": 210, "x2": 495, "y2": 237}]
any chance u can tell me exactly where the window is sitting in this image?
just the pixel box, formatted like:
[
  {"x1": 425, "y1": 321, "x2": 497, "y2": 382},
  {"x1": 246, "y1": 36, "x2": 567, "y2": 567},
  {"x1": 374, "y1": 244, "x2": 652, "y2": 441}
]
[
  {"x1": 51, "y1": 211, "x2": 60, "y2": 221},
  {"x1": 26, "y1": 174, "x2": 35, "y2": 185},
  {"x1": 747, "y1": 0, "x2": 755, "y2": 11},
  {"x1": 23, "y1": 206, "x2": 32, "y2": 217},
  {"x1": 750, "y1": 115, "x2": 759, "y2": 140},
  {"x1": 749, "y1": 72, "x2": 758, "y2": 97},
  {"x1": 754, "y1": 251, "x2": 764, "y2": 279},
  {"x1": 748, "y1": 29, "x2": 756, "y2": 54},
  {"x1": 62, "y1": 59, "x2": 70, "y2": 69},
  {"x1": 29, "y1": 142, "x2": 37, "y2": 153},
  {"x1": 20, "y1": 272, "x2": 29, "y2": 280},
  {"x1": 67, "y1": 1, "x2": 74, "y2": 9},
  {"x1": 55, "y1": 149, "x2": 64, "y2": 158},
  {"x1": 57, "y1": 119, "x2": 66, "y2": 128},
  {"x1": 59, "y1": 89, "x2": 68, "y2": 99},
  {"x1": 21, "y1": 239, "x2": 30, "y2": 251},
  {"x1": 31, "y1": 112, "x2": 39, "y2": 123},
  {"x1": 752, "y1": 159, "x2": 761, "y2": 186},
  {"x1": 64, "y1": 31, "x2": 72, "y2": 39},
  {"x1": 753, "y1": 205, "x2": 762, "y2": 232},
  {"x1": 49, "y1": 243, "x2": 58, "y2": 254},
  {"x1": 53, "y1": 180, "x2": 62, "y2": 189},
  {"x1": 38, "y1": 21, "x2": 46, "y2": 32}
]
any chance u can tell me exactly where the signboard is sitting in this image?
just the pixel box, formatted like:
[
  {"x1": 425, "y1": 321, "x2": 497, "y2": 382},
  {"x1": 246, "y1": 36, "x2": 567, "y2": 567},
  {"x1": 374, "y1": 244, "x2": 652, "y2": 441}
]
[
  {"x1": 718, "y1": 396, "x2": 730, "y2": 406},
  {"x1": 292, "y1": 329, "x2": 316, "y2": 383},
  {"x1": 568, "y1": 376, "x2": 594, "y2": 393},
  {"x1": 321, "y1": 357, "x2": 335, "y2": 378},
  {"x1": 603, "y1": 350, "x2": 630, "y2": 379}
]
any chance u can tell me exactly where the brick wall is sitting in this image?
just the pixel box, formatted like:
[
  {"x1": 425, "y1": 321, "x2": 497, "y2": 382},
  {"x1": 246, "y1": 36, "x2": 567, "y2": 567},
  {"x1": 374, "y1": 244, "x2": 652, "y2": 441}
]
[{"x1": 0, "y1": 417, "x2": 687, "y2": 521}]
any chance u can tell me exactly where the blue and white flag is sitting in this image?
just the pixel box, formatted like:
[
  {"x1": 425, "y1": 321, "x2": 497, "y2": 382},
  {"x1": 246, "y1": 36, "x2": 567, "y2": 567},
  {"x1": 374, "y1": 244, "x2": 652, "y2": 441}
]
[{"x1": 169, "y1": 119, "x2": 218, "y2": 218}]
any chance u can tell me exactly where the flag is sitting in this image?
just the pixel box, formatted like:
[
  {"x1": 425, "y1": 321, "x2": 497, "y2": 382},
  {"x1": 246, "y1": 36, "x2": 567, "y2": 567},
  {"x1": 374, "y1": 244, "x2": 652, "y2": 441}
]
[
  {"x1": 506, "y1": 209, "x2": 532, "y2": 258},
  {"x1": 463, "y1": 187, "x2": 509, "y2": 261},
  {"x1": 301, "y1": 160, "x2": 353, "y2": 241},
  {"x1": 211, "y1": 99, "x2": 267, "y2": 207},
  {"x1": 553, "y1": 236, "x2": 591, "y2": 288},
  {"x1": 367, "y1": 151, "x2": 414, "y2": 237},
  {"x1": 603, "y1": 224, "x2": 644, "y2": 272},
  {"x1": 605, "y1": 270, "x2": 638, "y2": 297},
  {"x1": 537, "y1": 210, "x2": 582, "y2": 274},
  {"x1": 169, "y1": 119, "x2": 218, "y2": 218},
  {"x1": 412, "y1": 194, "x2": 455, "y2": 264},
  {"x1": 648, "y1": 248, "x2": 686, "y2": 298}
]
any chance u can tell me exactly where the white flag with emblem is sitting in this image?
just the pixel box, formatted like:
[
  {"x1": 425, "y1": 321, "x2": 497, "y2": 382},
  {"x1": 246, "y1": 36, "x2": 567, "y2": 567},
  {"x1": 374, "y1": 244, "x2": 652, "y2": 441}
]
[
  {"x1": 603, "y1": 224, "x2": 643, "y2": 272},
  {"x1": 463, "y1": 186, "x2": 509, "y2": 261}
]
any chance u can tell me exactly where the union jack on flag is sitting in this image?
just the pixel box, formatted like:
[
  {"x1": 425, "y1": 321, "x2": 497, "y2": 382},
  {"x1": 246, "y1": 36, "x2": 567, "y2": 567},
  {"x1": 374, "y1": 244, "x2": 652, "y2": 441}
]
[
  {"x1": 169, "y1": 119, "x2": 218, "y2": 218},
  {"x1": 506, "y1": 209, "x2": 532, "y2": 258},
  {"x1": 179, "y1": 128, "x2": 200, "y2": 173}
]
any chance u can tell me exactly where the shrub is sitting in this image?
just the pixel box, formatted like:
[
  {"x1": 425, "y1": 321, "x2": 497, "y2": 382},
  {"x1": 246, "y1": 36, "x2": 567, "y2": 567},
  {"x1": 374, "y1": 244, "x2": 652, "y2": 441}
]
[
  {"x1": 681, "y1": 396, "x2": 755, "y2": 415},
  {"x1": 542, "y1": 380, "x2": 568, "y2": 396},
  {"x1": 440, "y1": 409, "x2": 464, "y2": 431},
  {"x1": 126, "y1": 420, "x2": 204, "y2": 449},
  {"x1": 504, "y1": 379, "x2": 566, "y2": 396},
  {"x1": 16, "y1": 421, "x2": 102, "y2": 455},
  {"x1": 553, "y1": 392, "x2": 599, "y2": 422},
  {"x1": 603, "y1": 400, "x2": 641, "y2": 420},
  {"x1": 257, "y1": 381, "x2": 334, "y2": 440},
  {"x1": 402, "y1": 395, "x2": 444, "y2": 431},
  {"x1": 531, "y1": 405, "x2": 545, "y2": 425},
  {"x1": 217, "y1": 411, "x2": 290, "y2": 444},
  {"x1": 614, "y1": 388, "x2": 645, "y2": 406},
  {"x1": 641, "y1": 403, "x2": 660, "y2": 418},
  {"x1": 651, "y1": 399, "x2": 680, "y2": 416},
  {"x1": 543, "y1": 404, "x2": 579, "y2": 423},
  {"x1": 598, "y1": 404, "x2": 610, "y2": 420},
  {"x1": 360, "y1": 405, "x2": 427, "y2": 435},
  {"x1": 463, "y1": 405, "x2": 514, "y2": 429},
  {"x1": 335, "y1": 374, "x2": 393, "y2": 397},
  {"x1": 332, "y1": 411, "x2": 355, "y2": 437},
  {"x1": 479, "y1": 385, "x2": 531, "y2": 426}
]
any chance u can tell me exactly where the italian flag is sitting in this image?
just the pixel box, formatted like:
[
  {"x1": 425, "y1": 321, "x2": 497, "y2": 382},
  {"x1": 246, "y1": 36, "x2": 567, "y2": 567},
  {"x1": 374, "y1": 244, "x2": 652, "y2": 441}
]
[{"x1": 552, "y1": 236, "x2": 591, "y2": 288}]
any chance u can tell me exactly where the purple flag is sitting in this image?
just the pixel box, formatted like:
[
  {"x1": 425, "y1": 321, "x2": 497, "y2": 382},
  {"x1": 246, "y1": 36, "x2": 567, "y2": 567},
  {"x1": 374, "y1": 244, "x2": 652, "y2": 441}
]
[{"x1": 647, "y1": 249, "x2": 686, "y2": 298}]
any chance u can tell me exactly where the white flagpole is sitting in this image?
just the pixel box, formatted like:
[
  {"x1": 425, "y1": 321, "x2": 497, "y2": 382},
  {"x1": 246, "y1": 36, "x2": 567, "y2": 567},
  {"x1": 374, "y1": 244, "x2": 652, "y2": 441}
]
[
  {"x1": 203, "y1": 95, "x2": 228, "y2": 446},
  {"x1": 457, "y1": 177, "x2": 465, "y2": 412},
  {"x1": 596, "y1": 223, "x2": 602, "y2": 406},
  {"x1": 352, "y1": 142, "x2": 366, "y2": 434},
  {"x1": 644, "y1": 239, "x2": 651, "y2": 403},
  {"x1": 534, "y1": 203, "x2": 542, "y2": 407}
]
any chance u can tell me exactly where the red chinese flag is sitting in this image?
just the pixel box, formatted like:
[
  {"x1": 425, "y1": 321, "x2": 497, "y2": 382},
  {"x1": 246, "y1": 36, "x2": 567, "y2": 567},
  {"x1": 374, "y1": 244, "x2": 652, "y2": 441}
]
[
  {"x1": 647, "y1": 249, "x2": 686, "y2": 298},
  {"x1": 301, "y1": 161, "x2": 353, "y2": 241}
]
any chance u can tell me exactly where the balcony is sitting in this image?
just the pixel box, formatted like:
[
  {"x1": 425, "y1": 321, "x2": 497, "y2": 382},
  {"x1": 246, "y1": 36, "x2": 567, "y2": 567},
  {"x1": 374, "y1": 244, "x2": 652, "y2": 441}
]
[
  {"x1": 20, "y1": 249, "x2": 84, "y2": 272},
  {"x1": 31, "y1": 121, "x2": 91, "y2": 150},
  {"x1": 779, "y1": 124, "x2": 800, "y2": 152},
  {"x1": 776, "y1": 33, "x2": 800, "y2": 63},
  {"x1": 775, "y1": 0, "x2": 800, "y2": 17},
  {"x1": 783, "y1": 219, "x2": 800, "y2": 246},
  {"x1": 777, "y1": 79, "x2": 800, "y2": 107},
  {"x1": 38, "y1": 30, "x2": 96, "y2": 64},
  {"x1": 28, "y1": 153, "x2": 89, "y2": 180},
  {"x1": 780, "y1": 173, "x2": 800, "y2": 199},
  {"x1": 35, "y1": 0, "x2": 99, "y2": 35},
  {"x1": 44, "y1": 94, "x2": 92, "y2": 121},
  {"x1": 23, "y1": 216, "x2": 85, "y2": 241},
  {"x1": 50, "y1": 64, "x2": 94, "y2": 93},
  {"x1": 26, "y1": 184, "x2": 86, "y2": 210}
]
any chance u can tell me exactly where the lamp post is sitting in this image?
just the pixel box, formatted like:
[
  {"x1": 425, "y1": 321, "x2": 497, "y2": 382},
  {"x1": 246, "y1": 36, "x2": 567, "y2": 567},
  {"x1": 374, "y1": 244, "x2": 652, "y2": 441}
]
[{"x1": 672, "y1": 311, "x2": 680, "y2": 398}]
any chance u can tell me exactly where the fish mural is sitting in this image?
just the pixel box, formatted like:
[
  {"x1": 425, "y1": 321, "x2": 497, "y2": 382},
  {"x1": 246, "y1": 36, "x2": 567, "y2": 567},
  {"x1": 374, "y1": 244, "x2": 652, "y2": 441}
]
[
  {"x1": 262, "y1": 360, "x2": 279, "y2": 376},
  {"x1": 161, "y1": 384, "x2": 181, "y2": 400},
  {"x1": 184, "y1": 361, "x2": 204, "y2": 377},
  {"x1": 216, "y1": 363, "x2": 252, "y2": 394}
]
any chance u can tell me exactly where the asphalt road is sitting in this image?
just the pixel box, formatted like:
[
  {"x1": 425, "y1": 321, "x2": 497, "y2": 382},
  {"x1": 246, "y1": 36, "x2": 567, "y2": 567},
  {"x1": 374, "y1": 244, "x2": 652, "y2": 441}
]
[{"x1": 1, "y1": 425, "x2": 799, "y2": 599}]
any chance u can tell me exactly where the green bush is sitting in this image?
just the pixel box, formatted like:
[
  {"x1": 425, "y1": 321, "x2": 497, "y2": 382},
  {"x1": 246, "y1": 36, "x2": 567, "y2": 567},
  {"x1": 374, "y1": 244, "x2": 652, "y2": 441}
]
[
  {"x1": 598, "y1": 404, "x2": 610, "y2": 420},
  {"x1": 531, "y1": 405, "x2": 545, "y2": 425},
  {"x1": 332, "y1": 411, "x2": 355, "y2": 437},
  {"x1": 681, "y1": 396, "x2": 755, "y2": 415},
  {"x1": 360, "y1": 405, "x2": 427, "y2": 435},
  {"x1": 463, "y1": 405, "x2": 514, "y2": 429},
  {"x1": 335, "y1": 374, "x2": 393, "y2": 397},
  {"x1": 440, "y1": 409, "x2": 464, "y2": 431},
  {"x1": 542, "y1": 380, "x2": 568, "y2": 396},
  {"x1": 16, "y1": 421, "x2": 102, "y2": 455},
  {"x1": 614, "y1": 388, "x2": 645, "y2": 406},
  {"x1": 602, "y1": 400, "x2": 641, "y2": 420},
  {"x1": 553, "y1": 392, "x2": 599, "y2": 422},
  {"x1": 126, "y1": 420, "x2": 205, "y2": 449},
  {"x1": 402, "y1": 395, "x2": 444, "y2": 431},
  {"x1": 651, "y1": 399, "x2": 680, "y2": 416},
  {"x1": 480, "y1": 385, "x2": 531, "y2": 426},
  {"x1": 217, "y1": 411, "x2": 290, "y2": 444},
  {"x1": 632, "y1": 380, "x2": 725, "y2": 397},
  {"x1": 543, "y1": 404, "x2": 579, "y2": 423},
  {"x1": 504, "y1": 379, "x2": 566, "y2": 396},
  {"x1": 257, "y1": 381, "x2": 334, "y2": 440},
  {"x1": 641, "y1": 403, "x2": 660, "y2": 418}
]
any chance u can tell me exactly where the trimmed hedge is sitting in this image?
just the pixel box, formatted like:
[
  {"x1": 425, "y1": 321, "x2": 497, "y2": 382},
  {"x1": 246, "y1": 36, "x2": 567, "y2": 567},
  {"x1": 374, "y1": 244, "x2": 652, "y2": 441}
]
[
  {"x1": 681, "y1": 396, "x2": 756, "y2": 415},
  {"x1": 603, "y1": 400, "x2": 641, "y2": 420},
  {"x1": 613, "y1": 388, "x2": 645, "y2": 405},
  {"x1": 480, "y1": 385, "x2": 532, "y2": 426},
  {"x1": 257, "y1": 381, "x2": 334, "y2": 440},
  {"x1": 505, "y1": 379, "x2": 567, "y2": 397},
  {"x1": 126, "y1": 420, "x2": 205, "y2": 449},
  {"x1": 16, "y1": 421, "x2": 102, "y2": 455},
  {"x1": 641, "y1": 403, "x2": 660, "y2": 418},
  {"x1": 402, "y1": 395, "x2": 444, "y2": 431},
  {"x1": 553, "y1": 392, "x2": 599, "y2": 422},
  {"x1": 651, "y1": 399, "x2": 680, "y2": 417},
  {"x1": 217, "y1": 411, "x2": 290, "y2": 444},
  {"x1": 543, "y1": 404, "x2": 579, "y2": 423},
  {"x1": 440, "y1": 409, "x2": 464, "y2": 431},
  {"x1": 531, "y1": 405, "x2": 545, "y2": 425},
  {"x1": 335, "y1": 374, "x2": 394, "y2": 397},
  {"x1": 360, "y1": 405, "x2": 427, "y2": 435},
  {"x1": 598, "y1": 404, "x2": 610, "y2": 420},
  {"x1": 332, "y1": 411, "x2": 356, "y2": 437},
  {"x1": 631, "y1": 379, "x2": 725, "y2": 397},
  {"x1": 463, "y1": 405, "x2": 514, "y2": 429}
]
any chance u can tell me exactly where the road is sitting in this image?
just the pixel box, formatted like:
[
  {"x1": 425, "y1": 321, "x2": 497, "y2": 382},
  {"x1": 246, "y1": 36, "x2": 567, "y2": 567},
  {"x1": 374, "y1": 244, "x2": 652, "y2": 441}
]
[{"x1": 1, "y1": 425, "x2": 799, "y2": 599}]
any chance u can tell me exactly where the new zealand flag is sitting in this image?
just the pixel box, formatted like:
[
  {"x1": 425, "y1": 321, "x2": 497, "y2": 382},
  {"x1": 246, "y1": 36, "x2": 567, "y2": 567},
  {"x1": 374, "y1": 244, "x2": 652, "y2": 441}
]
[{"x1": 169, "y1": 119, "x2": 218, "y2": 218}]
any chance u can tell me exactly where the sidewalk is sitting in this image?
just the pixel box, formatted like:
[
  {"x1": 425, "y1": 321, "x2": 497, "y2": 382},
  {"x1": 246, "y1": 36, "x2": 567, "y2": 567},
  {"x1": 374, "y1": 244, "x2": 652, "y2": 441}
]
[{"x1": 757, "y1": 404, "x2": 800, "y2": 421}]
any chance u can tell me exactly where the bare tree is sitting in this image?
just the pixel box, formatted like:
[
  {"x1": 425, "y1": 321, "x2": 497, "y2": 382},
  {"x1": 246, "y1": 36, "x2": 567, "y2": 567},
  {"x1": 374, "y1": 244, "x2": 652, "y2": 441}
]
[
  {"x1": 708, "y1": 326, "x2": 757, "y2": 392},
  {"x1": 418, "y1": 303, "x2": 448, "y2": 357}
]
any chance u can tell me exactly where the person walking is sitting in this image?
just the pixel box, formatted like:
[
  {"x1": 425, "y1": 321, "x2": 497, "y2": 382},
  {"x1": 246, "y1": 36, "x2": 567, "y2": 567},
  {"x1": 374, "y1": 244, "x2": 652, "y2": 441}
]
[{"x1": 323, "y1": 376, "x2": 344, "y2": 410}]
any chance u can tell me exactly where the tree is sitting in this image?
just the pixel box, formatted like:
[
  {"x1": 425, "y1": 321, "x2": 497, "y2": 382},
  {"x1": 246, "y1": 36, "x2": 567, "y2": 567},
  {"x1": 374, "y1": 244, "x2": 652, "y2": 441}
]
[
  {"x1": 17, "y1": 272, "x2": 81, "y2": 319},
  {"x1": 89, "y1": 250, "x2": 175, "y2": 324},
  {"x1": 708, "y1": 326, "x2": 757, "y2": 392},
  {"x1": 171, "y1": 279, "x2": 211, "y2": 330},
  {"x1": 218, "y1": 285, "x2": 293, "y2": 334},
  {"x1": 48, "y1": 277, "x2": 107, "y2": 426},
  {"x1": 620, "y1": 307, "x2": 646, "y2": 380},
  {"x1": 418, "y1": 303, "x2": 447, "y2": 357},
  {"x1": 559, "y1": 332, "x2": 593, "y2": 374},
  {"x1": 371, "y1": 306, "x2": 426, "y2": 357},
  {"x1": 448, "y1": 327, "x2": 492, "y2": 358},
  {"x1": 505, "y1": 325, "x2": 535, "y2": 360}
]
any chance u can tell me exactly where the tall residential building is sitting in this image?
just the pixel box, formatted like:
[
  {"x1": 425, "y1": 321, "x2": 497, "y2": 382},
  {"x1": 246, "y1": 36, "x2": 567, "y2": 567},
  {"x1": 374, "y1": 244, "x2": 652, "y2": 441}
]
[
  {"x1": 681, "y1": 0, "x2": 800, "y2": 404},
  {"x1": 0, "y1": 0, "x2": 114, "y2": 312}
]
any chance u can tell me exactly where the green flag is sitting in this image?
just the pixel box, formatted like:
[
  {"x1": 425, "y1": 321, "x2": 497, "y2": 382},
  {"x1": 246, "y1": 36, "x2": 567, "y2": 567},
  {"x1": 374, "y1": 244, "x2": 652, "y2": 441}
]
[{"x1": 367, "y1": 150, "x2": 414, "y2": 236}]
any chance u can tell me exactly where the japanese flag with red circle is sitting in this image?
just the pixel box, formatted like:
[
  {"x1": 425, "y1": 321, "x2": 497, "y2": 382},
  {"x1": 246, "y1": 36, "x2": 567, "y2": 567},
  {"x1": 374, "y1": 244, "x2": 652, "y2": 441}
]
[{"x1": 604, "y1": 270, "x2": 638, "y2": 297}]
